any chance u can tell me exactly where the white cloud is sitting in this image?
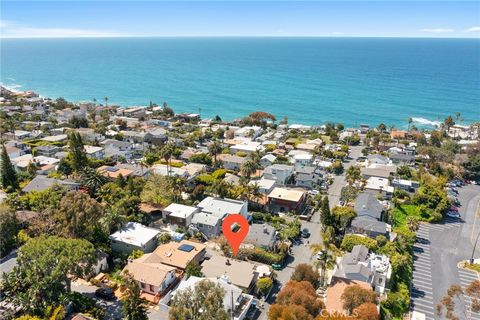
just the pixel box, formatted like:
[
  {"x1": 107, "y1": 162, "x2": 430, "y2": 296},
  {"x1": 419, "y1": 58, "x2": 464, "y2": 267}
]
[
  {"x1": 465, "y1": 26, "x2": 480, "y2": 33},
  {"x1": 0, "y1": 20, "x2": 130, "y2": 38},
  {"x1": 420, "y1": 28, "x2": 454, "y2": 33}
]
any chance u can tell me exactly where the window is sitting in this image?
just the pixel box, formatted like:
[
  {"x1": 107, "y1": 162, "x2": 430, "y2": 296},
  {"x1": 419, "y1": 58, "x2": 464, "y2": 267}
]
[
  {"x1": 140, "y1": 282, "x2": 146, "y2": 289},
  {"x1": 150, "y1": 285, "x2": 154, "y2": 292}
]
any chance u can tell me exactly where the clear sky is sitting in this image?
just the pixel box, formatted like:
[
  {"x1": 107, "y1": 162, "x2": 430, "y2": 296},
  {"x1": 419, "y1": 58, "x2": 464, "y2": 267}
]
[{"x1": 1, "y1": 1, "x2": 479, "y2": 38}]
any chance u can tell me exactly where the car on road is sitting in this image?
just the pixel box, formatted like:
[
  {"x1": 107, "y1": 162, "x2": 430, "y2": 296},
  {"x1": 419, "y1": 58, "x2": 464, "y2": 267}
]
[
  {"x1": 301, "y1": 228, "x2": 310, "y2": 238},
  {"x1": 95, "y1": 288, "x2": 115, "y2": 300},
  {"x1": 308, "y1": 190, "x2": 319, "y2": 196},
  {"x1": 446, "y1": 211, "x2": 460, "y2": 218}
]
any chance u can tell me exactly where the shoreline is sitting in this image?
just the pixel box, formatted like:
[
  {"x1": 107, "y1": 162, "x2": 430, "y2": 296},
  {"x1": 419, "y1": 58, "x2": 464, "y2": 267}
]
[{"x1": 1, "y1": 83, "x2": 476, "y2": 130}]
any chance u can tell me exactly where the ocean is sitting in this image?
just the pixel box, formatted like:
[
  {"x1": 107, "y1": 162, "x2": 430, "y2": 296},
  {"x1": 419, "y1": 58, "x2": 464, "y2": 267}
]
[{"x1": 1, "y1": 37, "x2": 479, "y2": 127}]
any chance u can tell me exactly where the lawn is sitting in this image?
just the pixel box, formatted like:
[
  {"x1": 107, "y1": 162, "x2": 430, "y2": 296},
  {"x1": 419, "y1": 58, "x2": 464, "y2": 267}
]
[
  {"x1": 465, "y1": 263, "x2": 480, "y2": 273},
  {"x1": 392, "y1": 204, "x2": 434, "y2": 230}
]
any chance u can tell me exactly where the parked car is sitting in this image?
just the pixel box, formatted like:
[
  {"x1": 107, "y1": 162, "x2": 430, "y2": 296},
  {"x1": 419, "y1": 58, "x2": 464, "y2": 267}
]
[
  {"x1": 308, "y1": 190, "x2": 319, "y2": 196},
  {"x1": 446, "y1": 211, "x2": 460, "y2": 218},
  {"x1": 449, "y1": 206, "x2": 459, "y2": 212},
  {"x1": 95, "y1": 288, "x2": 115, "y2": 300},
  {"x1": 301, "y1": 228, "x2": 310, "y2": 238}
]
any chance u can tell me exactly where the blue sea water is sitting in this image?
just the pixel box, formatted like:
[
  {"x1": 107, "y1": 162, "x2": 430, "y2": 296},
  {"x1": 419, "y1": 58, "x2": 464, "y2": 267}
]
[{"x1": 1, "y1": 37, "x2": 479, "y2": 127}]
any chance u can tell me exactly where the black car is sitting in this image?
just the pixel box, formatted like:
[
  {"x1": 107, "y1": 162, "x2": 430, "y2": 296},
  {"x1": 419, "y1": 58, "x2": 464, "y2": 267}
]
[
  {"x1": 95, "y1": 287, "x2": 115, "y2": 300},
  {"x1": 301, "y1": 228, "x2": 310, "y2": 238}
]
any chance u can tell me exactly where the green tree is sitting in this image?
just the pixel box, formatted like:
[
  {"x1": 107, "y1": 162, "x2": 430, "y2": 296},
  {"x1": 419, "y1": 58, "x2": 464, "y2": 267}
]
[
  {"x1": 0, "y1": 204, "x2": 20, "y2": 257},
  {"x1": 140, "y1": 175, "x2": 175, "y2": 207},
  {"x1": 320, "y1": 196, "x2": 333, "y2": 229},
  {"x1": 257, "y1": 277, "x2": 273, "y2": 297},
  {"x1": 67, "y1": 132, "x2": 88, "y2": 172},
  {"x1": 1, "y1": 144, "x2": 19, "y2": 191},
  {"x1": 121, "y1": 271, "x2": 148, "y2": 320},
  {"x1": 159, "y1": 143, "x2": 176, "y2": 176},
  {"x1": 1, "y1": 236, "x2": 95, "y2": 315},
  {"x1": 185, "y1": 261, "x2": 204, "y2": 278},
  {"x1": 240, "y1": 159, "x2": 258, "y2": 180},
  {"x1": 169, "y1": 279, "x2": 228, "y2": 320},
  {"x1": 463, "y1": 154, "x2": 480, "y2": 181},
  {"x1": 310, "y1": 242, "x2": 337, "y2": 287},
  {"x1": 54, "y1": 191, "x2": 105, "y2": 243},
  {"x1": 332, "y1": 206, "x2": 357, "y2": 233}
]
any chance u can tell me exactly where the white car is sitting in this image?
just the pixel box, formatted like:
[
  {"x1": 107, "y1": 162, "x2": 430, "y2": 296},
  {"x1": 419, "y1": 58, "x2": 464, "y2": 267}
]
[
  {"x1": 447, "y1": 211, "x2": 460, "y2": 218},
  {"x1": 308, "y1": 190, "x2": 319, "y2": 196}
]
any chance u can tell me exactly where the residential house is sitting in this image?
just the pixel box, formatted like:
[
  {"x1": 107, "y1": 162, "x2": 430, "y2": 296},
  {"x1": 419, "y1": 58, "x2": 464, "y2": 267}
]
[
  {"x1": 260, "y1": 154, "x2": 277, "y2": 168},
  {"x1": 295, "y1": 166, "x2": 323, "y2": 189},
  {"x1": 267, "y1": 187, "x2": 307, "y2": 214},
  {"x1": 234, "y1": 126, "x2": 263, "y2": 139},
  {"x1": 364, "y1": 177, "x2": 394, "y2": 199},
  {"x1": 163, "y1": 203, "x2": 199, "y2": 227},
  {"x1": 161, "y1": 276, "x2": 254, "y2": 320},
  {"x1": 41, "y1": 134, "x2": 68, "y2": 144},
  {"x1": 75, "y1": 128, "x2": 104, "y2": 143},
  {"x1": 151, "y1": 164, "x2": 189, "y2": 178},
  {"x1": 109, "y1": 222, "x2": 160, "y2": 254},
  {"x1": 292, "y1": 153, "x2": 313, "y2": 169},
  {"x1": 243, "y1": 223, "x2": 277, "y2": 250},
  {"x1": 263, "y1": 164, "x2": 294, "y2": 186},
  {"x1": 197, "y1": 197, "x2": 249, "y2": 219},
  {"x1": 84, "y1": 145, "x2": 105, "y2": 159},
  {"x1": 191, "y1": 212, "x2": 223, "y2": 239},
  {"x1": 22, "y1": 175, "x2": 80, "y2": 193},
  {"x1": 249, "y1": 178, "x2": 276, "y2": 194},
  {"x1": 100, "y1": 139, "x2": 133, "y2": 160},
  {"x1": 97, "y1": 165, "x2": 134, "y2": 179},
  {"x1": 351, "y1": 193, "x2": 390, "y2": 238},
  {"x1": 360, "y1": 164, "x2": 396, "y2": 180},
  {"x1": 218, "y1": 154, "x2": 247, "y2": 171},
  {"x1": 230, "y1": 141, "x2": 264, "y2": 154},
  {"x1": 391, "y1": 178, "x2": 420, "y2": 192},
  {"x1": 152, "y1": 240, "x2": 206, "y2": 270},
  {"x1": 366, "y1": 154, "x2": 390, "y2": 166},
  {"x1": 35, "y1": 145, "x2": 60, "y2": 157},
  {"x1": 200, "y1": 252, "x2": 272, "y2": 292},
  {"x1": 123, "y1": 254, "x2": 177, "y2": 299},
  {"x1": 389, "y1": 152, "x2": 415, "y2": 166},
  {"x1": 117, "y1": 163, "x2": 151, "y2": 178},
  {"x1": 332, "y1": 245, "x2": 391, "y2": 294}
]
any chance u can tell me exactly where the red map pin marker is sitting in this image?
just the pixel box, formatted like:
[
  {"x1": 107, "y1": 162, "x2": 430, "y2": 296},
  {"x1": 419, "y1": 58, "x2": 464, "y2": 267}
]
[{"x1": 222, "y1": 214, "x2": 250, "y2": 257}]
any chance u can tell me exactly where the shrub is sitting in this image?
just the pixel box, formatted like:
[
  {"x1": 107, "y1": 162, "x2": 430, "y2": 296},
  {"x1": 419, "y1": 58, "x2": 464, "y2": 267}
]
[
  {"x1": 341, "y1": 234, "x2": 378, "y2": 252},
  {"x1": 243, "y1": 247, "x2": 284, "y2": 265},
  {"x1": 257, "y1": 277, "x2": 273, "y2": 297},
  {"x1": 211, "y1": 169, "x2": 227, "y2": 179},
  {"x1": 341, "y1": 285, "x2": 378, "y2": 313},
  {"x1": 195, "y1": 174, "x2": 215, "y2": 185}
]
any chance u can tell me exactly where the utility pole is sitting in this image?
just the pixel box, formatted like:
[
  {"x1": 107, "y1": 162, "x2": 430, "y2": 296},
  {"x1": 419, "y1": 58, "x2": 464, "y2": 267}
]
[{"x1": 471, "y1": 228, "x2": 480, "y2": 263}]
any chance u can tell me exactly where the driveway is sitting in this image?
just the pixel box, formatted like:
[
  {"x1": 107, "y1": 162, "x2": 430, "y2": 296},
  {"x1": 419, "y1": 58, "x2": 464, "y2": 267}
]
[
  {"x1": 411, "y1": 184, "x2": 480, "y2": 320},
  {"x1": 327, "y1": 145, "x2": 363, "y2": 208}
]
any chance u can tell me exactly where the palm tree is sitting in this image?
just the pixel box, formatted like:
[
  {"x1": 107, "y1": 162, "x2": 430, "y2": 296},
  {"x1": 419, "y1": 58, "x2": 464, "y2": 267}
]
[
  {"x1": 159, "y1": 143, "x2": 175, "y2": 176},
  {"x1": 407, "y1": 117, "x2": 413, "y2": 132},
  {"x1": 406, "y1": 216, "x2": 420, "y2": 232},
  {"x1": 208, "y1": 140, "x2": 223, "y2": 167},
  {"x1": 249, "y1": 182, "x2": 262, "y2": 204},
  {"x1": 81, "y1": 167, "x2": 107, "y2": 197},
  {"x1": 171, "y1": 177, "x2": 186, "y2": 203},
  {"x1": 240, "y1": 159, "x2": 258, "y2": 180},
  {"x1": 104, "y1": 97, "x2": 109, "y2": 107},
  {"x1": 310, "y1": 242, "x2": 338, "y2": 287},
  {"x1": 345, "y1": 166, "x2": 361, "y2": 187},
  {"x1": 101, "y1": 207, "x2": 127, "y2": 233}
]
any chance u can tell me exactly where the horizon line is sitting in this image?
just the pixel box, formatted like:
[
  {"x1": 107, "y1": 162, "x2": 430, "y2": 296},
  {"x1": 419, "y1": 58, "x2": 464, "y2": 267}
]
[{"x1": 2, "y1": 35, "x2": 480, "y2": 40}]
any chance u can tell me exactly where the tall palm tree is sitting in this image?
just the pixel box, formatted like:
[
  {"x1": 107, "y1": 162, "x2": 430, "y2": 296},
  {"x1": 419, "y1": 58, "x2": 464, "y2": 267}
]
[
  {"x1": 101, "y1": 207, "x2": 127, "y2": 233},
  {"x1": 406, "y1": 216, "x2": 420, "y2": 232},
  {"x1": 407, "y1": 117, "x2": 413, "y2": 132},
  {"x1": 310, "y1": 242, "x2": 338, "y2": 287},
  {"x1": 208, "y1": 140, "x2": 222, "y2": 167},
  {"x1": 159, "y1": 143, "x2": 175, "y2": 176},
  {"x1": 104, "y1": 97, "x2": 109, "y2": 107}
]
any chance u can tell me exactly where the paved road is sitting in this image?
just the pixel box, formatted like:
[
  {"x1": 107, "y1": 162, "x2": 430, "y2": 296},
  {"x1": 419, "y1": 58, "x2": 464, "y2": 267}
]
[
  {"x1": 411, "y1": 184, "x2": 480, "y2": 320},
  {"x1": 327, "y1": 145, "x2": 363, "y2": 208}
]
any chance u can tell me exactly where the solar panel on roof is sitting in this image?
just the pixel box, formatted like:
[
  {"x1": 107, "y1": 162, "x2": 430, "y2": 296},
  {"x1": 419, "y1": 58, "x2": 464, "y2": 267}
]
[
  {"x1": 178, "y1": 244, "x2": 195, "y2": 252},
  {"x1": 106, "y1": 167, "x2": 119, "y2": 172}
]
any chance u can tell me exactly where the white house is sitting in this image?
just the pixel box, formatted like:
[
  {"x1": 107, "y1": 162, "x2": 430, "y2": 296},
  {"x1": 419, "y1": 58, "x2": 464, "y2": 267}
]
[
  {"x1": 163, "y1": 203, "x2": 199, "y2": 227},
  {"x1": 84, "y1": 145, "x2": 105, "y2": 159},
  {"x1": 109, "y1": 222, "x2": 160, "y2": 254}
]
